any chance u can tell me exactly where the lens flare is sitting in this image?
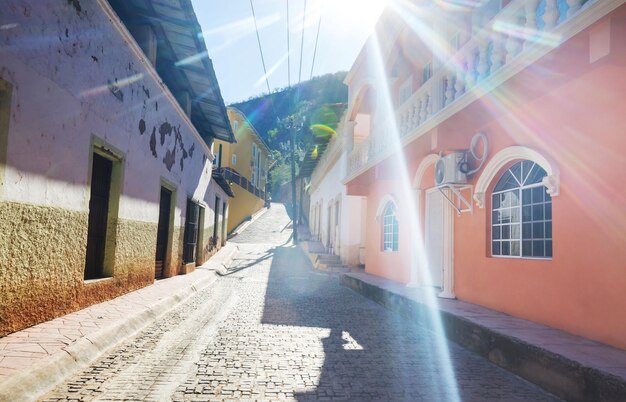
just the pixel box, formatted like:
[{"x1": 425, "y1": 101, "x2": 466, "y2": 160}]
[
  {"x1": 310, "y1": 124, "x2": 336, "y2": 140},
  {"x1": 366, "y1": 25, "x2": 461, "y2": 401}
]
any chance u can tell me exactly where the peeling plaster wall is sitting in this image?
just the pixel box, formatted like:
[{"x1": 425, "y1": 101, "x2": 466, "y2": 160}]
[{"x1": 0, "y1": 1, "x2": 225, "y2": 335}]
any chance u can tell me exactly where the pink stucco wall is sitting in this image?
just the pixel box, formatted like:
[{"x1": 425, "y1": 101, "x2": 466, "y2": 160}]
[{"x1": 349, "y1": 9, "x2": 626, "y2": 350}]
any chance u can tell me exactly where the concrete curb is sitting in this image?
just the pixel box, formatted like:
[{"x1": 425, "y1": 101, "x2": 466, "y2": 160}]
[
  {"x1": 0, "y1": 247, "x2": 238, "y2": 402},
  {"x1": 227, "y1": 207, "x2": 269, "y2": 239},
  {"x1": 200, "y1": 243, "x2": 239, "y2": 276},
  {"x1": 341, "y1": 274, "x2": 626, "y2": 402}
]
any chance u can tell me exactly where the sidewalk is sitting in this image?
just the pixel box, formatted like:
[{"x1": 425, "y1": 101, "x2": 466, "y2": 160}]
[
  {"x1": 341, "y1": 272, "x2": 626, "y2": 402},
  {"x1": 227, "y1": 206, "x2": 269, "y2": 239},
  {"x1": 0, "y1": 244, "x2": 238, "y2": 402}
]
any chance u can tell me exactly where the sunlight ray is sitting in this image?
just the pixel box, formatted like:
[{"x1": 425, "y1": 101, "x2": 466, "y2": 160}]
[
  {"x1": 174, "y1": 51, "x2": 209, "y2": 67},
  {"x1": 80, "y1": 73, "x2": 144, "y2": 98},
  {"x1": 254, "y1": 52, "x2": 289, "y2": 88},
  {"x1": 367, "y1": 26, "x2": 461, "y2": 401},
  {"x1": 199, "y1": 14, "x2": 280, "y2": 39},
  {"x1": 478, "y1": 85, "x2": 626, "y2": 245}
]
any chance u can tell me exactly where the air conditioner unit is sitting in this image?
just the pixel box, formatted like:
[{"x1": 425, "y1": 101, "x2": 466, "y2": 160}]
[{"x1": 435, "y1": 152, "x2": 467, "y2": 186}]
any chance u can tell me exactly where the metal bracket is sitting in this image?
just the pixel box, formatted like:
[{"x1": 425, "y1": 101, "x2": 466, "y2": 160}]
[{"x1": 437, "y1": 184, "x2": 473, "y2": 216}]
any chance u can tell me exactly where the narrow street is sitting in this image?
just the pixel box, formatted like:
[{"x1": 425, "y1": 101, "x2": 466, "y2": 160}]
[{"x1": 41, "y1": 204, "x2": 558, "y2": 401}]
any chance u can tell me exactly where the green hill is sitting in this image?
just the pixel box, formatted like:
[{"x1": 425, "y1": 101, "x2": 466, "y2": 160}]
[
  {"x1": 230, "y1": 71, "x2": 348, "y2": 149},
  {"x1": 229, "y1": 72, "x2": 348, "y2": 196}
]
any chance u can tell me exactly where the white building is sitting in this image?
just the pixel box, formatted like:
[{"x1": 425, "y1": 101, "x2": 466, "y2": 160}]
[
  {"x1": 0, "y1": 0, "x2": 234, "y2": 335},
  {"x1": 308, "y1": 116, "x2": 367, "y2": 266}
]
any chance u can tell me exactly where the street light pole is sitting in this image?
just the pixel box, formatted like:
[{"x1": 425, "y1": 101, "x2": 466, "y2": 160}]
[{"x1": 290, "y1": 125, "x2": 298, "y2": 243}]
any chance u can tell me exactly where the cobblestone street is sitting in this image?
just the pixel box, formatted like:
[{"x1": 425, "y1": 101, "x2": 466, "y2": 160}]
[{"x1": 41, "y1": 204, "x2": 559, "y2": 401}]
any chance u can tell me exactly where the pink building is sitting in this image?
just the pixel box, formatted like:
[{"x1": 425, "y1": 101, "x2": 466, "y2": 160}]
[{"x1": 341, "y1": 0, "x2": 626, "y2": 350}]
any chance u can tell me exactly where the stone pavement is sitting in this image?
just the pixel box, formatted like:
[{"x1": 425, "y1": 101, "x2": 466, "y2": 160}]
[
  {"x1": 37, "y1": 203, "x2": 558, "y2": 401},
  {"x1": 0, "y1": 243, "x2": 237, "y2": 401},
  {"x1": 342, "y1": 272, "x2": 626, "y2": 401}
]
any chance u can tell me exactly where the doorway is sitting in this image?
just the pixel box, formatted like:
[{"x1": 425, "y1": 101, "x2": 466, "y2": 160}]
[
  {"x1": 84, "y1": 153, "x2": 113, "y2": 280},
  {"x1": 155, "y1": 187, "x2": 172, "y2": 279},
  {"x1": 183, "y1": 199, "x2": 200, "y2": 264},
  {"x1": 221, "y1": 201, "x2": 227, "y2": 246},
  {"x1": 213, "y1": 196, "x2": 220, "y2": 246},
  {"x1": 424, "y1": 188, "x2": 444, "y2": 288}
]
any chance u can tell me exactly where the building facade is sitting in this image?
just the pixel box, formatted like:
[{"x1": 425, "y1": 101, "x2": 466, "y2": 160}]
[
  {"x1": 0, "y1": 0, "x2": 234, "y2": 335},
  {"x1": 333, "y1": 0, "x2": 626, "y2": 350},
  {"x1": 308, "y1": 117, "x2": 367, "y2": 266},
  {"x1": 214, "y1": 108, "x2": 273, "y2": 234}
]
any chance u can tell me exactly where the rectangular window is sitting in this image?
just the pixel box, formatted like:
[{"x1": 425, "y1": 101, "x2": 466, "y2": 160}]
[
  {"x1": 422, "y1": 62, "x2": 432, "y2": 84},
  {"x1": 231, "y1": 153, "x2": 237, "y2": 166},
  {"x1": 256, "y1": 151, "x2": 261, "y2": 187},
  {"x1": 213, "y1": 144, "x2": 222, "y2": 168},
  {"x1": 183, "y1": 199, "x2": 199, "y2": 263}
]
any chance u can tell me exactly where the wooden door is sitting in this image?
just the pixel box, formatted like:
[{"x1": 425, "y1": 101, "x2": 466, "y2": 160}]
[
  {"x1": 213, "y1": 196, "x2": 220, "y2": 242},
  {"x1": 84, "y1": 153, "x2": 113, "y2": 280},
  {"x1": 155, "y1": 187, "x2": 172, "y2": 279},
  {"x1": 221, "y1": 201, "x2": 227, "y2": 246},
  {"x1": 183, "y1": 199, "x2": 199, "y2": 263}
]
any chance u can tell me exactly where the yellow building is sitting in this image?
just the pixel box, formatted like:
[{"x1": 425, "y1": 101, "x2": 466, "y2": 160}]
[{"x1": 213, "y1": 107, "x2": 274, "y2": 233}]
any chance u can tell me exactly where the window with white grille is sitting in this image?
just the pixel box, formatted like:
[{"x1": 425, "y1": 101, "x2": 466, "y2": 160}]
[
  {"x1": 491, "y1": 160, "x2": 552, "y2": 258},
  {"x1": 382, "y1": 202, "x2": 399, "y2": 252}
]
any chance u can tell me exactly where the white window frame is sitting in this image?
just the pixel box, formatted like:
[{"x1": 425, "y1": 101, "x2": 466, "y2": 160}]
[
  {"x1": 256, "y1": 151, "x2": 261, "y2": 187},
  {"x1": 422, "y1": 61, "x2": 432, "y2": 84},
  {"x1": 491, "y1": 161, "x2": 552, "y2": 260},
  {"x1": 251, "y1": 143, "x2": 258, "y2": 185},
  {"x1": 382, "y1": 202, "x2": 399, "y2": 252}
]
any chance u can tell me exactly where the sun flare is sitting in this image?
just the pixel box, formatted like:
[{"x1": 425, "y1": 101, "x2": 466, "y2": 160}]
[{"x1": 320, "y1": 0, "x2": 390, "y2": 34}]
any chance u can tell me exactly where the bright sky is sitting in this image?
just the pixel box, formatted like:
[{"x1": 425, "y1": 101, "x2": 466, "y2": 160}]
[{"x1": 191, "y1": 0, "x2": 388, "y2": 104}]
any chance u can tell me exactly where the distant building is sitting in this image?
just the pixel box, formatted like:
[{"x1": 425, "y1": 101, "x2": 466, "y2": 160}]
[
  {"x1": 311, "y1": 0, "x2": 626, "y2": 350},
  {"x1": 0, "y1": 0, "x2": 234, "y2": 335},
  {"x1": 299, "y1": 104, "x2": 367, "y2": 265},
  {"x1": 214, "y1": 108, "x2": 274, "y2": 234}
]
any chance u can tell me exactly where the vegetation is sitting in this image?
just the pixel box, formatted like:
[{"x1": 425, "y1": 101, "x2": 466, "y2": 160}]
[{"x1": 230, "y1": 72, "x2": 348, "y2": 196}]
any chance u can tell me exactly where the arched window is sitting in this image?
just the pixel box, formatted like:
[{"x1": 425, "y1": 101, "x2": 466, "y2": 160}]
[
  {"x1": 382, "y1": 202, "x2": 399, "y2": 252},
  {"x1": 492, "y1": 160, "x2": 552, "y2": 258}
]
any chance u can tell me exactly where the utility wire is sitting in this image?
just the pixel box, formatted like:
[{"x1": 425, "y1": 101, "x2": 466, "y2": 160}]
[
  {"x1": 249, "y1": 0, "x2": 271, "y2": 95},
  {"x1": 309, "y1": 14, "x2": 322, "y2": 80},
  {"x1": 286, "y1": 0, "x2": 291, "y2": 87},
  {"x1": 297, "y1": 0, "x2": 307, "y2": 84}
]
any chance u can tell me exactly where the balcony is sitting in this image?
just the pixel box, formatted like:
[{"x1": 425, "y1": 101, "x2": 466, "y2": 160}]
[{"x1": 346, "y1": 0, "x2": 615, "y2": 181}]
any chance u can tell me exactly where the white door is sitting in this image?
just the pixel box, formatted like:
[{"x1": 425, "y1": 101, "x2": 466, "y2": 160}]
[{"x1": 425, "y1": 189, "x2": 444, "y2": 287}]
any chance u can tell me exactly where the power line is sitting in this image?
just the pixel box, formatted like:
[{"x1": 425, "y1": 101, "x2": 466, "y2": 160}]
[
  {"x1": 297, "y1": 0, "x2": 307, "y2": 84},
  {"x1": 249, "y1": 0, "x2": 271, "y2": 95},
  {"x1": 309, "y1": 14, "x2": 322, "y2": 80},
  {"x1": 286, "y1": 0, "x2": 291, "y2": 87}
]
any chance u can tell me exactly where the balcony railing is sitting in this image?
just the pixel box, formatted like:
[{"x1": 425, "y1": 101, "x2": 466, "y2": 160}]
[
  {"x1": 221, "y1": 167, "x2": 266, "y2": 200},
  {"x1": 346, "y1": 0, "x2": 602, "y2": 178}
]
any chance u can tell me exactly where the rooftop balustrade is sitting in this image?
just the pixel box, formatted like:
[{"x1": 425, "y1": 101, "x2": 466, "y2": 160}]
[{"x1": 346, "y1": 0, "x2": 604, "y2": 180}]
